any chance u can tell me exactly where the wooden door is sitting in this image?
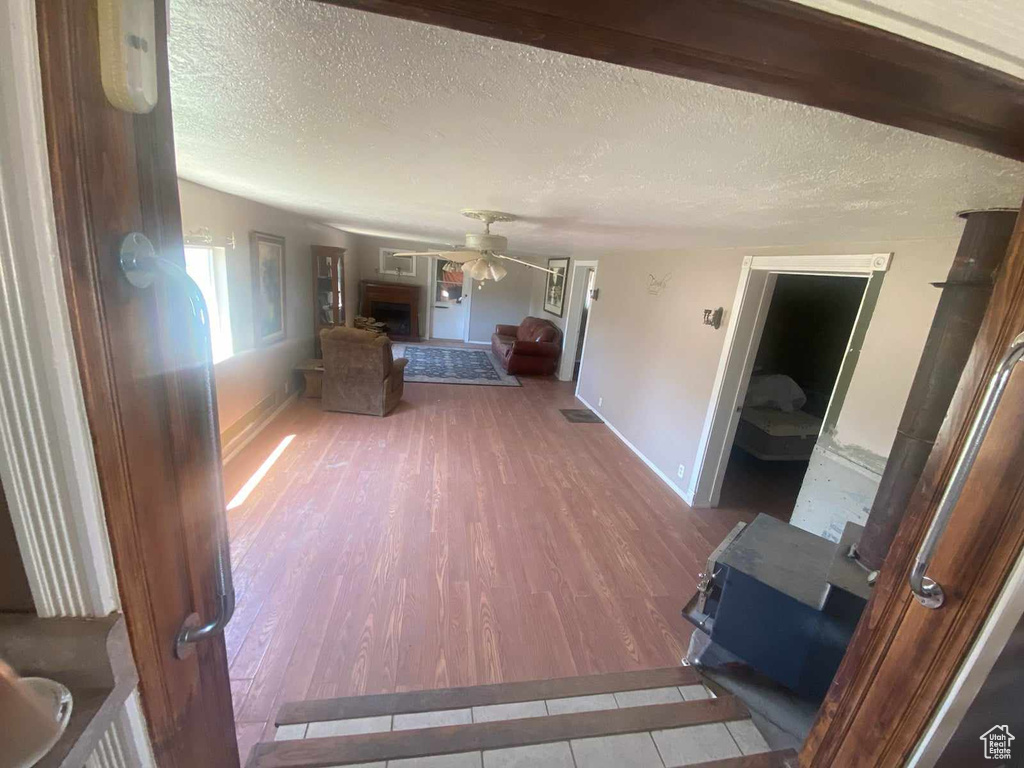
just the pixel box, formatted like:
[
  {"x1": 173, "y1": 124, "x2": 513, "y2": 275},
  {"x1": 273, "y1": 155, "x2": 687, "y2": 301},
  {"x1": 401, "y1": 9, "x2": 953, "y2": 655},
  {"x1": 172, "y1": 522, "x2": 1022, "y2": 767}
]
[
  {"x1": 37, "y1": 1, "x2": 239, "y2": 766},
  {"x1": 802, "y1": 205, "x2": 1024, "y2": 765}
]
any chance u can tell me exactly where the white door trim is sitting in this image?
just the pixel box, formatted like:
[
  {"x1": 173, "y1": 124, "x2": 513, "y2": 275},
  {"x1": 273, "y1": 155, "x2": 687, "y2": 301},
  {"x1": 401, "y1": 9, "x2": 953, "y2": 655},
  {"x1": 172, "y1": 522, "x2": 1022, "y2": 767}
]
[
  {"x1": 559, "y1": 260, "x2": 598, "y2": 382},
  {"x1": 0, "y1": 0, "x2": 119, "y2": 618},
  {"x1": 688, "y1": 252, "x2": 892, "y2": 508}
]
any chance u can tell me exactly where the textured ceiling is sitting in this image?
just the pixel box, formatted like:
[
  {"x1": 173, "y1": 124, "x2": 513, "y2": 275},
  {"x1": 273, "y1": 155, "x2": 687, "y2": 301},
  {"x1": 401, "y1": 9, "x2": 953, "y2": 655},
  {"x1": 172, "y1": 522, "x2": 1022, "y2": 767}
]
[{"x1": 168, "y1": 0, "x2": 1024, "y2": 255}]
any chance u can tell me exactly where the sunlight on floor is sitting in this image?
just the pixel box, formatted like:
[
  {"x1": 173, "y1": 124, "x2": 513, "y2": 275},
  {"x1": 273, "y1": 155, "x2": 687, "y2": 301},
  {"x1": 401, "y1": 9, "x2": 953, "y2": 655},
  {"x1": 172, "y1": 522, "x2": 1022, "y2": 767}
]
[{"x1": 227, "y1": 434, "x2": 295, "y2": 510}]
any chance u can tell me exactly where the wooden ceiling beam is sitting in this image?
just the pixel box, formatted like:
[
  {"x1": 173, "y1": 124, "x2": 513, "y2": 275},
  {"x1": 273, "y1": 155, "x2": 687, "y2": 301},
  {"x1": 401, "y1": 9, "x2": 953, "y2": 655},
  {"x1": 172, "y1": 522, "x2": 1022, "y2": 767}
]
[{"x1": 317, "y1": 0, "x2": 1024, "y2": 161}]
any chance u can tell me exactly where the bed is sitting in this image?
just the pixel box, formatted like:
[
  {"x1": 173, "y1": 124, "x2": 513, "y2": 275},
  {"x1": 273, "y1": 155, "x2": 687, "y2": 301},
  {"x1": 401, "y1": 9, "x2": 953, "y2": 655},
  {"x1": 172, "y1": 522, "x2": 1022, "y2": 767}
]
[
  {"x1": 733, "y1": 374, "x2": 823, "y2": 461},
  {"x1": 734, "y1": 406, "x2": 822, "y2": 461}
]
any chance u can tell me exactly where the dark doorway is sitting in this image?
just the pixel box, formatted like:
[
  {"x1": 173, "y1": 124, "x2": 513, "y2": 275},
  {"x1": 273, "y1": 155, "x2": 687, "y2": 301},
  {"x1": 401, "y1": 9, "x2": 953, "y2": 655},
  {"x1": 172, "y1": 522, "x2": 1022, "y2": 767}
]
[{"x1": 719, "y1": 274, "x2": 868, "y2": 522}]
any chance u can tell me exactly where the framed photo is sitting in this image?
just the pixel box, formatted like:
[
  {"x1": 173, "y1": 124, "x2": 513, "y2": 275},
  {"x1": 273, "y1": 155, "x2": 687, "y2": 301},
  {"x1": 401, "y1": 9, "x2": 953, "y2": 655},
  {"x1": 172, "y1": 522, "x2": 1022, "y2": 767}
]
[
  {"x1": 544, "y1": 257, "x2": 570, "y2": 317},
  {"x1": 250, "y1": 231, "x2": 287, "y2": 346},
  {"x1": 380, "y1": 248, "x2": 417, "y2": 277}
]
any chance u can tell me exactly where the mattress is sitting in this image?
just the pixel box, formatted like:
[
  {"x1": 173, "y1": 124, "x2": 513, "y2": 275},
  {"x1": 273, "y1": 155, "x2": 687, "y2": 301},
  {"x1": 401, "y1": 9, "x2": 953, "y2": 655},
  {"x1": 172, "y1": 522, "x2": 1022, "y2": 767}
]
[{"x1": 734, "y1": 406, "x2": 822, "y2": 461}]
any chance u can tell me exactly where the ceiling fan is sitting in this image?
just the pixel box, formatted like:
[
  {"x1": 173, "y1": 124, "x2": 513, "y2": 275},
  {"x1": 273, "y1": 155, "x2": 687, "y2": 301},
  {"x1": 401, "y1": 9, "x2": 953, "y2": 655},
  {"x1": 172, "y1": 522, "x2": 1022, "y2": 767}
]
[{"x1": 393, "y1": 209, "x2": 558, "y2": 282}]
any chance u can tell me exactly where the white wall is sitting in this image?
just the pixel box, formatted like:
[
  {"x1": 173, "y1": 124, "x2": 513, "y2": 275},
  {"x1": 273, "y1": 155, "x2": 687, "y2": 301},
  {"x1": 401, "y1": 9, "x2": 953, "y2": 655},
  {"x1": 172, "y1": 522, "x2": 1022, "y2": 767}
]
[
  {"x1": 177, "y1": 180, "x2": 358, "y2": 435},
  {"x1": 575, "y1": 237, "x2": 958, "y2": 533}
]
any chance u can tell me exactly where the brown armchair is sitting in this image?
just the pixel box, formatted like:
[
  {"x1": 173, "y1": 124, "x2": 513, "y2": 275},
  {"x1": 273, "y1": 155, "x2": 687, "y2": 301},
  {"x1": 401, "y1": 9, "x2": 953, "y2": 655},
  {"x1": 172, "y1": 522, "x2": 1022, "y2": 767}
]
[
  {"x1": 320, "y1": 327, "x2": 408, "y2": 416},
  {"x1": 491, "y1": 316, "x2": 562, "y2": 376}
]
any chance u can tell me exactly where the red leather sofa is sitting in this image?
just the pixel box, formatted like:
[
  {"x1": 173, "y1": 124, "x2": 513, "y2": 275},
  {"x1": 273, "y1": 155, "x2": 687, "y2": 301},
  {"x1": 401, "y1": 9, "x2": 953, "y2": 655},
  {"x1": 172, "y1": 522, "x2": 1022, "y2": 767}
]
[{"x1": 491, "y1": 317, "x2": 562, "y2": 376}]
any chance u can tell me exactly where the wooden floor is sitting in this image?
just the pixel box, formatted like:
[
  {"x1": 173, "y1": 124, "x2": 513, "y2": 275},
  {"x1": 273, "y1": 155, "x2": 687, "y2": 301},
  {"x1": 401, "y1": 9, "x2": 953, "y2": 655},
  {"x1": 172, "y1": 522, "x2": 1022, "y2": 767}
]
[{"x1": 222, "y1": 377, "x2": 765, "y2": 759}]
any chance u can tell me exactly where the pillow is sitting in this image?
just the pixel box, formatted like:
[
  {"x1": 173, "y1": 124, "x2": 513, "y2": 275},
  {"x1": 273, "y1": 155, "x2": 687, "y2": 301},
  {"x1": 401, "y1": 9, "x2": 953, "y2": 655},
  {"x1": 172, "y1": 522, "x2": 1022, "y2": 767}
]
[{"x1": 744, "y1": 374, "x2": 807, "y2": 412}]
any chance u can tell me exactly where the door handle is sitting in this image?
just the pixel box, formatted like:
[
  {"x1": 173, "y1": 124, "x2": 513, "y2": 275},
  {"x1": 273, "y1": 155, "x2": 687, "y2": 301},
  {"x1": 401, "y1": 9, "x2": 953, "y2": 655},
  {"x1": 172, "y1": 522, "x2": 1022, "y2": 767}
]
[
  {"x1": 909, "y1": 331, "x2": 1024, "y2": 609},
  {"x1": 119, "y1": 233, "x2": 236, "y2": 657}
]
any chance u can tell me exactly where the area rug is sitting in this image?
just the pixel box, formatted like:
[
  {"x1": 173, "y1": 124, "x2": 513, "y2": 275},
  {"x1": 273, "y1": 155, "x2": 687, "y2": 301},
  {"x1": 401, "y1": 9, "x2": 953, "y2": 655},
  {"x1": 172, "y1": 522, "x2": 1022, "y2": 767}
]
[
  {"x1": 394, "y1": 345, "x2": 521, "y2": 387},
  {"x1": 560, "y1": 408, "x2": 603, "y2": 423}
]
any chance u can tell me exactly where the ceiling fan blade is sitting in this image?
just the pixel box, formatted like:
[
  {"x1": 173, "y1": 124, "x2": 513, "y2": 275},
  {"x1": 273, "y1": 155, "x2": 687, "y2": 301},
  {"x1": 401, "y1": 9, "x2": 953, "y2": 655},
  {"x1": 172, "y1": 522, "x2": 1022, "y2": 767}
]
[
  {"x1": 493, "y1": 254, "x2": 558, "y2": 275},
  {"x1": 435, "y1": 250, "x2": 479, "y2": 263}
]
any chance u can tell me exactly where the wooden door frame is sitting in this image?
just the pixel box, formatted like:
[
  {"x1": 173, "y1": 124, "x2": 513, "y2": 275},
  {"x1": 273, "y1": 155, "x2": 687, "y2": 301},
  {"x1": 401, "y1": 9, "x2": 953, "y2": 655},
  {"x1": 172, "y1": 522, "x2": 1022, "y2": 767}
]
[
  {"x1": 689, "y1": 253, "x2": 890, "y2": 508},
  {"x1": 35, "y1": 0, "x2": 240, "y2": 765}
]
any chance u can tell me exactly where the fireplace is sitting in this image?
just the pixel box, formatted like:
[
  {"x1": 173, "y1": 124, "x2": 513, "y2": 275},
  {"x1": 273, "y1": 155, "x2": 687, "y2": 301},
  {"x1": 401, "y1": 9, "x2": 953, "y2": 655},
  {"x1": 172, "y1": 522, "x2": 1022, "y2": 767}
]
[
  {"x1": 369, "y1": 301, "x2": 412, "y2": 337},
  {"x1": 360, "y1": 281, "x2": 421, "y2": 340}
]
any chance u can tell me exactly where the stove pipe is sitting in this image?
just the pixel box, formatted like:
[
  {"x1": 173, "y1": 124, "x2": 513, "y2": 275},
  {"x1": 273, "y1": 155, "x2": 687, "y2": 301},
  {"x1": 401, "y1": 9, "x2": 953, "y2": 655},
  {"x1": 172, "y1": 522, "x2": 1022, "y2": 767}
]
[{"x1": 856, "y1": 209, "x2": 1018, "y2": 570}]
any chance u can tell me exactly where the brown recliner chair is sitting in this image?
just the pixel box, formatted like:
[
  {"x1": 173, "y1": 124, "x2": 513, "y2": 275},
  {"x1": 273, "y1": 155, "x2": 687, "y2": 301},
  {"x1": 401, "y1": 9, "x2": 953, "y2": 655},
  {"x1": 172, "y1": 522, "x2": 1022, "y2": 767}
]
[
  {"x1": 320, "y1": 327, "x2": 408, "y2": 416},
  {"x1": 491, "y1": 316, "x2": 562, "y2": 376}
]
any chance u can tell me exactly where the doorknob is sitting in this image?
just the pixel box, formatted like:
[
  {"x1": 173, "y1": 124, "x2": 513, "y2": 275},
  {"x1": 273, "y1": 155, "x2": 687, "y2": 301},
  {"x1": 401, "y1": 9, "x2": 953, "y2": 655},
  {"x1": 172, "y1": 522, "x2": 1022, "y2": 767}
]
[
  {"x1": 119, "y1": 233, "x2": 236, "y2": 657},
  {"x1": 909, "y1": 331, "x2": 1024, "y2": 609}
]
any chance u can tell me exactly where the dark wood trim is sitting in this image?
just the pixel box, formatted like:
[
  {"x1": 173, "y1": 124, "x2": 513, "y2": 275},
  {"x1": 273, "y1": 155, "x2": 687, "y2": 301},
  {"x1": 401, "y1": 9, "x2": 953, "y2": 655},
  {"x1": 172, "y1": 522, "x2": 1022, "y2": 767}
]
[
  {"x1": 255, "y1": 698, "x2": 748, "y2": 767},
  {"x1": 36, "y1": 0, "x2": 239, "y2": 765},
  {"x1": 277, "y1": 665, "x2": 701, "y2": 724},
  {"x1": 316, "y1": 0, "x2": 1024, "y2": 161},
  {"x1": 802, "y1": 204, "x2": 1024, "y2": 764}
]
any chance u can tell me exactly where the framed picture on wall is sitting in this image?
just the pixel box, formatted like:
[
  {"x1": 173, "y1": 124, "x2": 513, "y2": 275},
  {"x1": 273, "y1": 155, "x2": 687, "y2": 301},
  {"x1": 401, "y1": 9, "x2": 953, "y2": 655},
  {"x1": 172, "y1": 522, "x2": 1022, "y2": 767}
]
[
  {"x1": 544, "y1": 257, "x2": 570, "y2": 317},
  {"x1": 251, "y1": 231, "x2": 287, "y2": 346}
]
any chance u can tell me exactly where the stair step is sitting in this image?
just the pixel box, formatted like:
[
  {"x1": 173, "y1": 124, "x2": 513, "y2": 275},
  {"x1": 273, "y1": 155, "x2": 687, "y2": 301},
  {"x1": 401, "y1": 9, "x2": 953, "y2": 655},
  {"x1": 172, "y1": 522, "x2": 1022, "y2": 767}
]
[
  {"x1": 688, "y1": 750, "x2": 799, "y2": 767},
  {"x1": 277, "y1": 666, "x2": 702, "y2": 725},
  {"x1": 250, "y1": 697, "x2": 748, "y2": 767}
]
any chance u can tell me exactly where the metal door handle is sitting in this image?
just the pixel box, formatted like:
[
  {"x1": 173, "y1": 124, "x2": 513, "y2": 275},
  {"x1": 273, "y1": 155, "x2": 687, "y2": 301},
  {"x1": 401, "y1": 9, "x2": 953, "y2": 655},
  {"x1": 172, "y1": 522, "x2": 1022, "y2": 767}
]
[
  {"x1": 119, "y1": 233, "x2": 236, "y2": 657},
  {"x1": 910, "y1": 331, "x2": 1024, "y2": 609}
]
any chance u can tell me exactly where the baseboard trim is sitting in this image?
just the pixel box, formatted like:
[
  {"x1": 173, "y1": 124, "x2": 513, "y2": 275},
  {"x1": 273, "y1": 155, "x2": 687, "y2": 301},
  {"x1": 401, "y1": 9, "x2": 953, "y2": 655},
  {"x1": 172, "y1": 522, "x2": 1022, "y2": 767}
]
[
  {"x1": 222, "y1": 392, "x2": 298, "y2": 465},
  {"x1": 577, "y1": 395, "x2": 695, "y2": 507},
  {"x1": 465, "y1": 339, "x2": 490, "y2": 345}
]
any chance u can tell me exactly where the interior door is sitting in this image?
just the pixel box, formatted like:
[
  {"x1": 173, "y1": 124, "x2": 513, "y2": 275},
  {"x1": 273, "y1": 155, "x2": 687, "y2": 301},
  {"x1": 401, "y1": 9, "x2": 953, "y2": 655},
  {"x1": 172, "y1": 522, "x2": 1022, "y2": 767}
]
[{"x1": 37, "y1": 1, "x2": 239, "y2": 766}]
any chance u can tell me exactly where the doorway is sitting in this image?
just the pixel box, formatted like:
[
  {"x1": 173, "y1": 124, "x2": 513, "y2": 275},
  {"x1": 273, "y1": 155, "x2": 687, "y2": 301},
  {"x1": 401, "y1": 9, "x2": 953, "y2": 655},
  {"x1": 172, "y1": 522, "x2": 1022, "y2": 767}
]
[
  {"x1": 689, "y1": 253, "x2": 891, "y2": 509},
  {"x1": 718, "y1": 274, "x2": 868, "y2": 522},
  {"x1": 559, "y1": 260, "x2": 599, "y2": 382}
]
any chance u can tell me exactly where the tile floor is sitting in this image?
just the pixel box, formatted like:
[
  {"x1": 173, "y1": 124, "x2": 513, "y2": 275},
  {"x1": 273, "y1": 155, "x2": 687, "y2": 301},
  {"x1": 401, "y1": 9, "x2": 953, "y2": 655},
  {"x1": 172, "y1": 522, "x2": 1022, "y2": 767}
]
[{"x1": 272, "y1": 684, "x2": 771, "y2": 767}]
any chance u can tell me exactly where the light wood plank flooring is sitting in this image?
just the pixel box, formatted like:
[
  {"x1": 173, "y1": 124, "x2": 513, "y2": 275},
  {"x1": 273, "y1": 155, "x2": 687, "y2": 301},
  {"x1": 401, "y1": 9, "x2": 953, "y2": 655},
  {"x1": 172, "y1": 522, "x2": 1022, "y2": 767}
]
[{"x1": 223, "y1": 377, "x2": 762, "y2": 759}]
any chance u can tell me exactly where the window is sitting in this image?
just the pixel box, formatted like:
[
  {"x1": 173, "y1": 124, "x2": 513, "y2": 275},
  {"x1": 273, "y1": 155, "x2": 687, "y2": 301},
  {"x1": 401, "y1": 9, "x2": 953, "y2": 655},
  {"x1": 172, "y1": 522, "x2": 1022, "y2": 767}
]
[
  {"x1": 434, "y1": 259, "x2": 463, "y2": 304},
  {"x1": 380, "y1": 248, "x2": 417, "y2": 277},
  {"x1": 184, "y1": 246, "x2": 233, "y2": 363}
]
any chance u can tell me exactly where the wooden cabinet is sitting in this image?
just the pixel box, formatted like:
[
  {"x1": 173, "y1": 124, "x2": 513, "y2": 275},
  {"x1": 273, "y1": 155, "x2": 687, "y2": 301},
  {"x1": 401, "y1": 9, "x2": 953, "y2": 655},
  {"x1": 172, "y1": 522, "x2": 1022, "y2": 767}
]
[{"x1": 312, "y1": 245, "x2": 346, "y2": 357}]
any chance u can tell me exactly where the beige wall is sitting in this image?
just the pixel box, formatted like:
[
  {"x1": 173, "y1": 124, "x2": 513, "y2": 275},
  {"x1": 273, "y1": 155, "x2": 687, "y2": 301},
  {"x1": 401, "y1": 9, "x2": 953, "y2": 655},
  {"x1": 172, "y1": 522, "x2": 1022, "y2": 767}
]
[
  {"x1": 468, "y1": 262, "x2": 534, "y2": 342},
  {"x1": 575, "y1": 237, "x2": 958, "y2": 508},
  {"x1": 177, "y1": 180, "x2": 358, "y2": 437}
]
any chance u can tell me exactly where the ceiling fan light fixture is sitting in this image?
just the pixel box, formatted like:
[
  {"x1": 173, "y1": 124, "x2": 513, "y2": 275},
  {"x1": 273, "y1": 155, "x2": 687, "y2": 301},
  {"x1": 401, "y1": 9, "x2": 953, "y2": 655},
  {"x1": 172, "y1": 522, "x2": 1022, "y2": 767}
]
[
  {"x1": 488, "y1": 261, "x2": 508, "y2": 281},
  {"x1": 463, "y1": 258, "x2": 489, "y2": 281}
]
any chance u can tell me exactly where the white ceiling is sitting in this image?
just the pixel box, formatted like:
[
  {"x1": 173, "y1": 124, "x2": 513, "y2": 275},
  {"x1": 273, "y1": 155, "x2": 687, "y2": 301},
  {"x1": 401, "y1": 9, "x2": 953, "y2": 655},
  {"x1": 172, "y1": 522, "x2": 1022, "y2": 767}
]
[{"x1": 168, "y1": 0, "x2": 1024, "y2": 255}]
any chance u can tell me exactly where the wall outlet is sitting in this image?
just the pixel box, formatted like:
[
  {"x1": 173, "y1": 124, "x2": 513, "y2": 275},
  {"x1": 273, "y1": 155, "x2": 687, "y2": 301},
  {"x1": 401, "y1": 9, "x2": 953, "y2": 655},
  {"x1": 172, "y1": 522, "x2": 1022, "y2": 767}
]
[
  {"x1": 598, "y1": 397, "x2": 603, "y2": 407},
  {"x1": 677, "y1": 464, "x2": 686, "y2": 479}
]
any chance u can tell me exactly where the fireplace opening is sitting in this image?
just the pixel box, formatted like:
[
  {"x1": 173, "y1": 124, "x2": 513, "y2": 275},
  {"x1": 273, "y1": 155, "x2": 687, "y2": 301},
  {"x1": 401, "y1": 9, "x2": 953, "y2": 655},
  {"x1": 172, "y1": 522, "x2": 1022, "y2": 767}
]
[{"x1": 369, "y1": 300, "x2": 412, "y2": 337}]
